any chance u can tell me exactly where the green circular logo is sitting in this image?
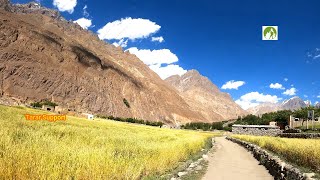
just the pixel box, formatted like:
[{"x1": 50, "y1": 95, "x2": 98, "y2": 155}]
[{"x1": 263, "y1": 27, "x2": 277, "y2": 40}]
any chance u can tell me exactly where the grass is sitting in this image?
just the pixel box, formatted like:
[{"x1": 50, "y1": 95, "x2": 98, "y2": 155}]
[
  {"x1": 297, "y1": 123, "x2": 320, "y2": 133},
  {"x1": 0, "y1": 105, "x2": 220, "y2": 179},
  {"x1": 231, "y1": 135, "x2": 320, "y2": 174}
]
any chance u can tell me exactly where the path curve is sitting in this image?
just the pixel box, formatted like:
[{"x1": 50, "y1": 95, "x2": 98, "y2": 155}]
[{"x1": 202, "y1": 137, "x2": 273, "y2": 180}]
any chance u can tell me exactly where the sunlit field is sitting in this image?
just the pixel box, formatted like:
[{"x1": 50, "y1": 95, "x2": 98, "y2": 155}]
[
  {"x1": 232, "y1": 135, "x2": 320, "y2": 173},
  {"x1": 0, "y1": 105, "x2": 219, "y2": 179}
]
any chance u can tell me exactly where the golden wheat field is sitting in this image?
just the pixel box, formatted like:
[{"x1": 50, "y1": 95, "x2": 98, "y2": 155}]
[
  {"x1": 0, "y1": 105, "x2": 218, "y2": 180},
  {"x1": 232, "y1": 135, "x2": 320, "y2": 173}
]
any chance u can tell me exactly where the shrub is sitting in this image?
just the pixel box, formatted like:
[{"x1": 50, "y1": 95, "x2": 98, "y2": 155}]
[
  {"x1": 123, "y1": 98, "x2": 130, "y2": 108},
  {"x1": 30, "y1": 102, "x2": 42, "y2": 108},
  {"x1": 30, "y1": 100, "x2": 58, "y2": 108}
]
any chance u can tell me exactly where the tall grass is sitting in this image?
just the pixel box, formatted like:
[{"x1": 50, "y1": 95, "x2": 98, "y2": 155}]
[
  {"x1": 0, "y1": 105, "x2": 218, "y2": 179},
  {"x1": 232, "y1": 135, "x2": 320, "y2": 173}
]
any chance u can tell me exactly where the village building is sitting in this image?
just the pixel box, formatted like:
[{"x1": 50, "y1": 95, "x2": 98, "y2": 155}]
[
  {"x1": 82, "y1": 113, "x2": 94, "y2": 120},
  {"x1": 42, "y1": 105, "x2": 55, "y2": 112}
]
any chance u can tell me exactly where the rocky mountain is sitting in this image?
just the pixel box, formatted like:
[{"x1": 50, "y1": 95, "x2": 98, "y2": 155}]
[
  {"x1": 246, "y1": 103, "x2": 280, "y2": 116},
  {"x1": 0, "y1": 1, "x2": 210, "y2": 125},
  {"x1": 281, "y1": 96, "x2": 307, "y2": 110},
  {"x1": 247, "y1": 96, "x2": 307, "y2": 115},
  {"x1": 165, "y1": 70, "x2": 247, "y2": 122}
]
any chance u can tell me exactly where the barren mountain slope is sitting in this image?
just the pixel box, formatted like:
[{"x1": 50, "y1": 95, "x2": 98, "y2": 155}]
[
  {"x1": 165, "y1": 70, "x2": 247, "y2": 122},
  {"x1": 0, "y1": 1, "x2": 206, "y2": 124}
]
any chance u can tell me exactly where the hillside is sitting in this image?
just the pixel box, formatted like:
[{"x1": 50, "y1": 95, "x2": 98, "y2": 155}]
[
  {"x1": 0, "y1": 1, "x2": 207, "y2": 124},
  {"x1": 165, "y1": 70, "x2": 247, "y2": 122}
]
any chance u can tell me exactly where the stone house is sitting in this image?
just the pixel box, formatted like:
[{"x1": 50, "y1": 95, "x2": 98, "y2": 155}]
[{"x1": 42, "y1": 105, "x2": 55, "y2": 112}]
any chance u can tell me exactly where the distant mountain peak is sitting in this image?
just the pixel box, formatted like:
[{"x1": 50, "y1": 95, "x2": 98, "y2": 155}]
[
  {"x1": 248, "y1": 96, "x2": 307, "y2": 115},
  {"x1": 184, "y1": 69, "x2": 200, "y2": 76},
  {"x1": 165, "y1": 70, "x2": 246, "y2": 121}
]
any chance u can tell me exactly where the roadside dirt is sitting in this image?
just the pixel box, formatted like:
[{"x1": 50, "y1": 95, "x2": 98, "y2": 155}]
[{"x1": 202, "y1": 137, "x2": 273, "y2": 180}]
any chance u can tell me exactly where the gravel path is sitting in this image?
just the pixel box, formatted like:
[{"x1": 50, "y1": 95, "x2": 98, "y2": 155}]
[{"x1": 202, "y1": 137, "x2": 273, "y2": 180}]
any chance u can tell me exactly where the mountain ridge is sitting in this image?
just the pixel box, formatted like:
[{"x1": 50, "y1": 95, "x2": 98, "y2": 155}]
[
  {"x1": 0, "y1": 2, "x2": 207, "y2": 124},
  {"x1": 247, "y1": 96, "x2": 308, "y2": 115},
  {"x1": 165, "y1": 70, "x2": 247, "y2": 121},
  {"x1": 0, "y1": 1, "x2": 246, "y2": 124}
]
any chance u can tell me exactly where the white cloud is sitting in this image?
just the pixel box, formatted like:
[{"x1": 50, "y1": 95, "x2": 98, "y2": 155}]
[
  {"x1": 53, "y1": 0, "x2": 77, "y2": 14},
  {"x1": 304, "y1": 95, "x2": 308, "y2": 98},
  {"x1": 127, "y1": 47, "x2": 186, "y2": 79},
  {"x1": 97, "y1": 17, "x2": 161, "y2": 41},
  {"x1": 283, "y1": 88, "x2": 297, "y2": 96},
  {"x1": 83, "y1": 5, "x2": 89, "y2": 17},
  {"x1": 284, "y1": 78, "x2": 288, "y2": 82},
  {"x1": 317, "y1": 95, "x2": 320, "y2": 98},
  {"x1": 151, "y1": 36, "x2": 164, "y2": 43},
  {"x1": 221, "y1": 80, "x2": 245, "y2": 90},
  {"x1": 149, "y1": 64, "x2": 187, "y2": 79},
  {"x1": 74, "y1": 18, "x2": 92, "y2": 29},
  {"x1": 235, "y1": 92, "x2": 281, "y2": 110},
  {"x1": 314, "y1": 54, "x2": 320, "y2": 59},
  {"x1": 112, "y1": 39, "x2": 128, "y2": 48},
  {"x1": 127, "y1": 47, "x2": 178, "y2": 66},
  {"x1": 269, "y1": 83, "x2": 285, "y2": 90},
  {"x1": 306, "y1": 48, "x2": 320, "y2": 63}
]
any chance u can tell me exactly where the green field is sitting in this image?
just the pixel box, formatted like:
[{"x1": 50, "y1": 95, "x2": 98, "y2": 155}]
[
  {"x1": 232, "y1": 135, "x2": 320, "y2": 173},
  {"x1": 0, "y1": 105, "x2": 218, "y2": 179}
]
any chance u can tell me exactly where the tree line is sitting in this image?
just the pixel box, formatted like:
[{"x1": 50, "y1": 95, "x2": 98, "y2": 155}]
[{"x1": 181, "y1": 106, "x2": 320, "y2": 131}]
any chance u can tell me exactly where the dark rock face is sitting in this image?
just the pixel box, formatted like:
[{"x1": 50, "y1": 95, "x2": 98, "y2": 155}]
[
  {"x1": 0, "y1": 6, "x2": 206, "y2": 124},
  {"x1": 10, "y1": 2, "x2": 61, "y2": 19},
  {"x1": 0, "y1": 0, "x2": 11, "y2": 11}
]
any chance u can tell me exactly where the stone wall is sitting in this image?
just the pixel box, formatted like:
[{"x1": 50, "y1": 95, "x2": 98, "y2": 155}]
[
  {"x1": 232, "y1": 125, "x2": 282, "y2": 136},
  {"x1": 227, "y1": 137, "x2": 316, "y2": 180},
  {"x1": 279, "y1": 133, "x2": 320, "y2": 139}
]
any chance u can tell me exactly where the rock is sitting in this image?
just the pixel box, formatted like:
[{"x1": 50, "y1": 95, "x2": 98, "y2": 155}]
[
  {"x1": 0, "y1": 0, "x2": 10, "y2": 11},
  {"x1": 303, "y1": 173, "x2": 315, "y2": 180},
  {"x1": 177, "y1": 171, "x2": 187, "y2": 177},
  {"x1": 197, "y1": 158, "x2": 203, "y2": 162},
  {"x1": 195, "y1": 165, "x2": 203, "y2": 171},
  {"x1": 202, "y1": 154, "x2": 208, "y2": 160},
  {"x1": 189, "y1": 162, "x2": 196, "y2": 168}
]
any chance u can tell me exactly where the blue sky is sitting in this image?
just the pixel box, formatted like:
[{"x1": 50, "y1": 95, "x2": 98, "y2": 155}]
[{"x1": 12, "y1": 0, "x2": 320, "y2": 109}]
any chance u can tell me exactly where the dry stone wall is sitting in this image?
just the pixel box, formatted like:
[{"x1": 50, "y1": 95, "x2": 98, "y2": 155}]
[
  {"x1": 232, "y1": 125, "x2": 282, "y2": 136},
  {"x1": 227, "y1": 137, "x2": 316, "y2": 180}
]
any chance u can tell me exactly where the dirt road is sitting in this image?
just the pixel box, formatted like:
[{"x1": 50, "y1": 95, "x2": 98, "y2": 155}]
[{"x1": 202, "y1": 137, "x2": 273, "y2": 180}]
